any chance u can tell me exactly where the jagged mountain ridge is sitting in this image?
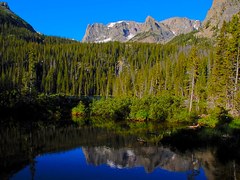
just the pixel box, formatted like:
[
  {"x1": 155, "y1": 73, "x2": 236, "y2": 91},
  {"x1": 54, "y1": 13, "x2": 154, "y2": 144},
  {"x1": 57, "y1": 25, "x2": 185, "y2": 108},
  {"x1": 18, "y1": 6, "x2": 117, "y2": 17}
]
[
  {"x1": 0, "y1": 2, "x2": 35, "y2": 32},
  {"x1": 82, "y1": 16, "x2": 201, "y2": 43},
  {"x1": 83, "y1": 0, "x2": 240, "y2": 43}
]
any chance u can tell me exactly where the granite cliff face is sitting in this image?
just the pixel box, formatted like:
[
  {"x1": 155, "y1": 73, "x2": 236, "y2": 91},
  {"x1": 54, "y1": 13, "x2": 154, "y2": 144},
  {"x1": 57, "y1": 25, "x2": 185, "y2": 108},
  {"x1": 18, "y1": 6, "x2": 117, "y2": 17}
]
[
  {"x1": 200, "y1": 0, "x2": 240, "y2": 37},
  {"x1": 0, "y1": 2, "x2": 35, "y2": 32},
  {"x1": 82, "y1": 16, "x2": 201, "y2": 43},
  {"x1": 82, "y1": 20, "x2": 142, "y2": 43},
  {"x1": 161, "y1": 18, "x2": 201, "y2": 36}
]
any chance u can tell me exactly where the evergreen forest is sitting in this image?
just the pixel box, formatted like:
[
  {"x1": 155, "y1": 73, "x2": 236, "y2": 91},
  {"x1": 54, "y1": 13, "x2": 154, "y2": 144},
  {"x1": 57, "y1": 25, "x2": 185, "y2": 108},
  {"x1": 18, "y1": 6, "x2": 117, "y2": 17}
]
[{"x1": 1, "y1": 12, "x2": 240, "y2": 126}]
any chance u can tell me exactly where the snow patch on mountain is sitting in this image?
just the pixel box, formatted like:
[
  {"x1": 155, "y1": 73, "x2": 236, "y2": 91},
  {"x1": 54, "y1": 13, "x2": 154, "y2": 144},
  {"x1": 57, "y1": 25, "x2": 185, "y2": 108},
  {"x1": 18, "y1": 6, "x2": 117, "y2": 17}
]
[
  {"x1": 108, "y1": 21, "x2": 127, "y2": 28},
  {"x1": 95, "y1": 37, "x2": 112, "y2": 43},
  {"x1": 127, "y1": 33, "x2": 135, "y2": 40},
  {"x1": 194, "y1": 21, "x2": 200, "y2": 30}
]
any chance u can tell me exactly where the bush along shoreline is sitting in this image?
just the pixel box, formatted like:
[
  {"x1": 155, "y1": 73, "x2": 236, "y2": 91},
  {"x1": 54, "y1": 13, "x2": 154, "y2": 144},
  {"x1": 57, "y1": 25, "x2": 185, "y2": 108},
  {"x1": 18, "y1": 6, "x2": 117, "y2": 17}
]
[{"x1": 71, "y1": 95, "x2": 240, "y2": 130}]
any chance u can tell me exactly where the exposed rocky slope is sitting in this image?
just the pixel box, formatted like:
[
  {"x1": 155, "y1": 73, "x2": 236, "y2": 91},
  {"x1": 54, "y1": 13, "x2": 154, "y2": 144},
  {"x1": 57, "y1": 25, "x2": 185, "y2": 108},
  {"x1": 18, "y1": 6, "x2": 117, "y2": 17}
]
[
  {"x1": 82, "y1": 16, "x2": 201, "y2": 43},
  {"x1": 161, "y1": 17, "x2": 201, "y2": 36},
  {"x1": 199, "y1": 0, "x2": 240, "y2": 37}
]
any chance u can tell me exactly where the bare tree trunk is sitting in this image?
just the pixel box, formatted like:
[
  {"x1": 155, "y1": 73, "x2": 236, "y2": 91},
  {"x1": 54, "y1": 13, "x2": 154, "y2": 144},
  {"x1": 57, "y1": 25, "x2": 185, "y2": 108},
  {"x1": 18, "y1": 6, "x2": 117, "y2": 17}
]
[
  {"x1": 234, "y1": 44, "x2": 240, "y2": 109},
  {"x1": 149, "y1": 79, "x2": 153, "y2": 95},
  {"x1": 189, "y1": 71, "x2": 195, "y2": 113}
]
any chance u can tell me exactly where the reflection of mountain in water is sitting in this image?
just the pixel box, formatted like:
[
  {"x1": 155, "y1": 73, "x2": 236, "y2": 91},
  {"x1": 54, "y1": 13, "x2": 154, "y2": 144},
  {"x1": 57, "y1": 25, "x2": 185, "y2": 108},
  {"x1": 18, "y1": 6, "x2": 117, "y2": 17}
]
[
  {"x1": 82, "y1": 146, "x2": 200, "y2": 173},
  {"x1": 1, "y1": 124, "x2": 240, "y2": 180}
]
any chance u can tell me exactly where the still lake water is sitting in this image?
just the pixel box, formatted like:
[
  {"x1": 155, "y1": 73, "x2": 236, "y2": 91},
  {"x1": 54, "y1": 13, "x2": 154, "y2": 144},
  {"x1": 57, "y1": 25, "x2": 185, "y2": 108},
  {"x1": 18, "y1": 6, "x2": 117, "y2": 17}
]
[
  {"x1": 1, "y1": 122, "x2": 239, "y2": 180},
  {"x1": 11, "y1": 148, "x2": 206, "y2": 180}
]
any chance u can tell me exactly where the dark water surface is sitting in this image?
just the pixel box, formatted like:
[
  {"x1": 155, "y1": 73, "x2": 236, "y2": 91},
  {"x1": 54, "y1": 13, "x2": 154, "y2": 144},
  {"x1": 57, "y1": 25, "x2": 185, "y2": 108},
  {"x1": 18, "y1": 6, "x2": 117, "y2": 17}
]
[{"x1": 0, "y1": 122, "x2": 239, "y2": 180}]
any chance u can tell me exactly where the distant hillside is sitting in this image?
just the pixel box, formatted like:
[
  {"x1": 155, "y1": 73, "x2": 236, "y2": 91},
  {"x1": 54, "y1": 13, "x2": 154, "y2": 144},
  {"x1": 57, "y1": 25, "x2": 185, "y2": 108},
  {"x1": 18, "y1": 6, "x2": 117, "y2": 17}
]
[
  {"x1": 0, "y1": 2, "x2": 78, "y2": 43},
  {"x1": 0, "y1": 2, "x2": 35, "y2": 32}
]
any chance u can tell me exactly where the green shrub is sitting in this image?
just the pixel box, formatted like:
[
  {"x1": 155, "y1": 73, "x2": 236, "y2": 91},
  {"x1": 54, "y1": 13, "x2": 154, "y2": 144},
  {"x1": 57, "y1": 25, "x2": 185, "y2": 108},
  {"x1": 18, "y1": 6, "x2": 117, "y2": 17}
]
[
  {"x1": 198, "y1": 106, "x2": 233, "y2": 128},
  {"x1": 72, "y1": 101, "x2": 86, "y2": 116},
  {"x1": 88, "y1": 95, "x2": 186, "y2": 122},
  {"x1": 135, "y1": 110, "x2": 149, "y2": 120},
  {"x1": 198, "y1": 115, "x2": 218, "y2": 128},
  {"x1": 129, "y1": 97, "x2": 151, "y2": 121},
  {"x1": 129, "y1": 95, "x2": 184, "y2": 122},
  {"x1": 211, "y1": 106, "x2": 233, "y2": 125},
  {"x1": 90, "y1": 97, "x2": 131, "y2": 120},
  {"x1": 149, "y1": 95, "x2": 182, "y2": 121},
  {"x1": 149, "y1": 102, "x2": 168, "y2": 121},
  {"x1": 229, "y1": 118, "x2": 240, "y2": 129},
  {"x1": 172, "y1": 110, "x2": 193, "y2": 123}
]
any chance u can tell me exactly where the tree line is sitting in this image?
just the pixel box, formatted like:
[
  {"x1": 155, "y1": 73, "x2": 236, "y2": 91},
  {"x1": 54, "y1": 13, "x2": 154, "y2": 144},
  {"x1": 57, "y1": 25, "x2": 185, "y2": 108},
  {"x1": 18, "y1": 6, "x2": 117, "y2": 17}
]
[{"x1": 1, "y1": 13, "x2": 240, "y2": 117}]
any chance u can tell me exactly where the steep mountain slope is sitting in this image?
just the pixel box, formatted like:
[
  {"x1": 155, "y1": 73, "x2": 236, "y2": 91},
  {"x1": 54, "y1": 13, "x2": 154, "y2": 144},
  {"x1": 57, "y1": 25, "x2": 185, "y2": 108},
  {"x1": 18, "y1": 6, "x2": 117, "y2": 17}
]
[
  {"x1": 199, "y1": 0, "x2": 240, "y2": 37},
  {"x1": 161, "y1": 17, "x2": 201, "y2": 36},
  {"x1": 128, "y1": 16, "x2": 174, "y2": 43},
  {"x1": 82, "y1": 16, "x2": 201, "y2": 43},
  {"x1": 0, "y1": 2, "x2": 79, "y2": 44},
  {"x1": 0, "y1": 2, "x2": 35, "y2": 32}
]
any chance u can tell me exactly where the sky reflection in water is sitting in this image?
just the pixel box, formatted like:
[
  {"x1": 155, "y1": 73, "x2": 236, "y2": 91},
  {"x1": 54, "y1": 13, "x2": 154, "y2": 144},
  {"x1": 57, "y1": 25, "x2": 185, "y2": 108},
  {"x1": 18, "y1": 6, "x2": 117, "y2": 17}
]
[{"x1": 11, "y1": 148, "x2": 207, "y2": 180}]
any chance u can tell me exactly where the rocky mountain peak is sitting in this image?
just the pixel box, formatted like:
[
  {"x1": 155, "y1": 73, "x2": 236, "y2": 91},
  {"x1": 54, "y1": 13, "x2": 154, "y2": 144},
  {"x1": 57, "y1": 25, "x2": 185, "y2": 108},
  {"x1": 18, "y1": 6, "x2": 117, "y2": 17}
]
[
  {"x1": 145, "y1": 16, "x2": 155, "y2": 23},
  {"x1": 0, "y1": 2, "x2": 9, "y2": 9},
  {"x1": 143, "y1": 16, "x2": 162, "y2": 32}
]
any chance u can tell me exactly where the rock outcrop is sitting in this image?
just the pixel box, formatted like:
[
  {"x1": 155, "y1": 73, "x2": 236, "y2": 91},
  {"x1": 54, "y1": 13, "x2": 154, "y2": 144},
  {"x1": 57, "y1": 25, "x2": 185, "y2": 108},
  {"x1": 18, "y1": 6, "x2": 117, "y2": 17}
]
[
  {"x1": 199, "y1": 0, "x2": 240, "y2": 37},
  {"x1": 0, "y1": 2, "x2": 9, "y2": 9},
  {"x1": 161, "y1": 17, "x2": 201, "y2": 36}
]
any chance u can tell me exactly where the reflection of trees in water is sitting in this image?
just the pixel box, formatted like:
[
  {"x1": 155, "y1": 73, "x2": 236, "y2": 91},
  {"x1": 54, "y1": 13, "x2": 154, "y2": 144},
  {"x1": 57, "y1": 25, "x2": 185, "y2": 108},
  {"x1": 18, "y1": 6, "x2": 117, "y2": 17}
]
[
  {"x1": 0, "y1": 125, "x2": 139, "y2": 179},
  {"x1": 0, "y1": 124, "x2": 239, "y2": 180},
  {"x1": 187, "y1": 154, "x2": 200, "y2": 180},
  {"x1": 29, "y1": 132, "x2": 36, "y2": 180},
  {"x1": 214, "y1": 161, "x2": 240, "y2": 180}
]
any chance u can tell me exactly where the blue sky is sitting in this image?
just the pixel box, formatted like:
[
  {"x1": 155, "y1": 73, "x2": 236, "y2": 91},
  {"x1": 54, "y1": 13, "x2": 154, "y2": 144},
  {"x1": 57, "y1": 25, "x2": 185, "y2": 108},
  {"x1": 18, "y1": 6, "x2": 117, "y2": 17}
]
[{"x1": 6, "y1": 0, "x2": 213, "y2": 41}]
